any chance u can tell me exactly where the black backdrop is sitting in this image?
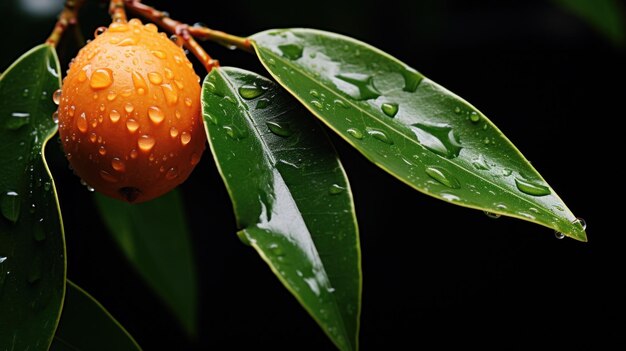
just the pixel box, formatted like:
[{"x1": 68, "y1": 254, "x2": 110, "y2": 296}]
[{"x1": 2, "y1": 0, "x2": 625, "y2": 349}]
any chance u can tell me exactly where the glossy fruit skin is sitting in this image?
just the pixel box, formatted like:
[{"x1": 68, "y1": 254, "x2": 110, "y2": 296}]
[{"x1": 58, "y1": 19, "x2": 206, "y2": 203}]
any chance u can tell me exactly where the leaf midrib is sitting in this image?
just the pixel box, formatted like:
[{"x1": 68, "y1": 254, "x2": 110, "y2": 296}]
[{"x1": 215, "y1": 68, "x2": 355, "y2": 350}]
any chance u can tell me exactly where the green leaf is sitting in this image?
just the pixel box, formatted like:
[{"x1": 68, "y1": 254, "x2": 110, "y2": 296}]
[
  {"x1": 251, "y1": 29, "x2": 587, "y2": 242},
  {"x1": 552, "y1": 0, "x2": 625, "y2": 45},
  {"x1": 0, "y1": 44, "x2": 66, "y2": 349},
  {"x1": 93, "y1": 190, "x2": 197, "y2": 336},
  {"x1": 51, "y1": 280, "x2": 142, "y2": 351},
  {"x1": 202, "y1": 67, "x2": 361, "y2": 351}
]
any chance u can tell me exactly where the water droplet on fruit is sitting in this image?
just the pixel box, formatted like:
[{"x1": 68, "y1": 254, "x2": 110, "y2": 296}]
[
  {"x1": 111, "y1": 158, "x2": 126, "y2": 172},
  {"x1": 98, "y1": 146, "x2": 107, "y2": 155},
  {"x1": 164, "y1": 67, "x2": 174, "y2": 79},
  {"x1": 126, "y1": 118, "x2": 139, "y2": 132},
  {"x1": 51, "y1": 111, "x2": 59, "y2": 124},
  {"x1": 381, "y1": 103, "x2": 398, "y2": 117},
  {"x1": 117, "y1": 37, "x2": 138, "y2": 46},
  {"x1": 170, "y1": 126, "x2": 179, "y2": 138},
  {"x1": 109, "y1": 22, "x2": 129, "y2": 32},
  {"x1": 161, "y1": 84, "x2": 178, "y2": 105},
  {"x1": 131, "y1": 71, "x2": 148, "y2": 95},
  {"x1": 138, "y1": 135, "x2": 156, "y2": 152},
  {"x1": 425, "y1": 166, "x2": 460, "y2": 189},
  {"x1": 77, "y1": 112, "x2": 88, "y2": 133},
  {"x1": 165, "y1": 168, "x2": 178, "y2": 180},
  {"x1": 148, "y1": 72, "x2": 163, "y2": 85},
  {"x1": 99, "y1": 170, "x2": 118, "y2": 183},
  {"x1": 180, "y1": 132, "x2": 191, "y2": 145},
  {"x1": 514, "y1": 178, "x2": 551, "y2": 196},
  {"x1": 89, "y1": 133, "x2": 97, "y2": 143},
  {"x1": 94, "y1": 26, "x2": 107, "y2": 37},
  {"x1": 130, "y1": 149, "x2": 138, "y2": 159},
  {"x1": 147, "y1": 106, "x2": 164, "y2": 124},
  {"x1": 107, "y1": 90, "x2": 117, "y2": 101},
  {"x1": 184, "y1": 97, "x2": 192, "y2": 107},
  {"x1": 109, "y1": 109, "x2": 120, "y2": 123},
  {"x1": 89, "y1": 68, "x2": 113, "y2": 89},
  {"x1": 151, "y1": 50, "x2": 166, "y2": 59},
  {"x1": 124, "y1": 102, "x2": 134, "y2": 113}
]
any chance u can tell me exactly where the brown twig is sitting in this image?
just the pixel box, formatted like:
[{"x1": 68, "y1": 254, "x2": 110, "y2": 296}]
[
  {"x1": 123, "y1": 0, "x2": 219, "y2": 72},
  {"x1": 45, "y1": 0, "x2": 86, "y2": 47},
  {"x1": 109, "y1": 0, "x2": 128, "y2": 23}
]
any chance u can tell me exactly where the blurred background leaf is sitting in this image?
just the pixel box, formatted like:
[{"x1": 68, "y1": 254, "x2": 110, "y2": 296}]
[
  {"x1": 552, "y1": 0, "x2": 625, "y2": 46},
  {"x1": 94, "y1": 190, "x2": 198, "y2": 337},
  {"x1": 51, "y1": 280, "x2": 142, "y2": 351}
]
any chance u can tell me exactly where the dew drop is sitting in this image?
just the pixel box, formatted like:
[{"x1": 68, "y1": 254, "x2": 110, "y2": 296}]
[
  {"x1": 130, "y1": 149, "x2": 138, "y2": 159},
  {"x1": 180, "y1": 132, "x2": 191, "y2": 145},
  {"x1": 89, "y1": 133, "x2": 97, "y2": 143},
  {"x1": 484, "y1": 211, "x2": 501, "y2": 219},
  {"x1": 170, "y1": 126, "x2": 179, "y2": 138},
  {"x1": 52, "y1": 89, "x2": 62, "y2": 105},
  {"x1": 131, "y1": 71, "x2": 148, "y2": 95},
  {"x1": 161, "y1": 84, "x2": 178, "y2": 105},
  {"x1": 152, "y1": 50, "x2": 166, "y2": 59},
  {"x1": 106, "y1": 91, "x2": 117, "y2": 101},
  {"x1": 366, "y1": 127, "x2": 393, "y2": 144},
  {"x1": 1, "y1": 191, "x2": 21, "y2": 223},
  {"x1": 256, "y1": 98, "x2": 271, "y2": 109},
  {"x1": 410, "y1": 122, "x2": 462, "y2": 159},
  {"x1": 89, "y1": 68, "x2": 113, "y2": 89},
  {"x1": 335, "y1": 73, "x2": 381, "y2": 100},
  {"x1": 278, "y1": 43, "x2": 303, "y2": 60},
  {"x1": 52, "y1": 111, "x2": 59, "y2": 124},
  {"x1": 334, "y1": 99, "x2": 350, "y2": 109},
  {"x1": 147, "y1": 106, "x2": 165, "y2": 124},
  {"x1": 94, "y1": 26, "x2": 107, "y2": 37},
  {"x1": 515, "y1": 178, "x2": 551, "y2": 196},
  {"x1": 138, "y1": 135, "x2": 156, "y2": 152},
  {"x1": 472, "y1": 154, "x2": 490, "y2": 170},
  {"x1": 126, "y1": 118, "x2": 139, "y2": 132},
  {"x1": 346, "y1": 128, "x2": 363, "y2": 139},
  {"x1": 329, "y1": 184, "x2": 345, "y2": 195},
  {"x1": 164, "y1": 67, "x2": 174, "y2": 79},
  {"x1": 190, "y1": 152, "x2": 201, "y2": 165},
  {"x1": 454, "y1": 107, "x2": 461, "y2": 114},
  {"x1": 425, "y1": 166, "x2": 461, "y2": 189},
  {"x1": 174, "y1": 79, "x2": 184, "y2": 90},
  {"x1": 77, "y1": 66, "x2": 89, "y2": 82},
  {"x1": 309, "y1": 89, "x2": 319, "y2": 98},
  {"x1": 109, "y1": 109, "x2": 120, "y2": 123},
  {"x1": 109, "y1": 22, "x2": 129, "y2": 32},
  {"x1": 98, "y1": 146, "x2": 107, "y2": 155},
  {"x1": 184, "y1": 97, "x2": 192, "y2": 107},
  {"x1": 77, "y1": 112, "x2": 88, "y2": 133},
  {"x1": 125, "y1": 102, "x2": 134, "y2": 113},
  {"x1": 111, "y1": 158, "x2": 126, "y2": 172},
  {"x1": 266, "y1": 121, "x2": 292, "y2": 137},
  {"x1": 469, "y1": 111, "x2": 480, "y2": 123},
  {"x1": 165, "y1": 168, "x2": 178, "y2": 180},
  {"x1": 310, "y1": 100, "x2": 323, "y2": 109},
  {"x1": 5, "y1": 112, "x2": 30, "y2": 130},
  {"x1": 573, "y1": 217, "x2": 586, "y2": 230},
  {"x1": 148, "y1": 72, "x2": 163, "y2": 85},
  {"x1": 554, "y1": 231, "x2": 565, "y2": 240},
  {"x1": 238, "y1": 84, "x2": 265, "y2": 100},
  {"x1": 381, "y1": 103, "x2": 398, "y2": 117},
  {"x1": 99, "y1": 170, "x2": 118, "y2": 183},
  {"x1": 117, "y1": 37, "x2": 138, "y2": 46}
]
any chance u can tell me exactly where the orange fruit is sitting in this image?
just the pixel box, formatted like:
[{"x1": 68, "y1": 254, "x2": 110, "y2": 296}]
[{"x1": 57, "y1": 19, "x2": 206, "y2": 203}]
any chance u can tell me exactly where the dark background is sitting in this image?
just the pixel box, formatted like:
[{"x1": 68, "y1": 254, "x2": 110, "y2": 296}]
[{"x1": 2, "y1": 0, "x2": 625, "y2": 349}]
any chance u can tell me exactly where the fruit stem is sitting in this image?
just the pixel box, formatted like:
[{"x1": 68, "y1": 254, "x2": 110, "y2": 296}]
[
  {"x1": 123, "y1": 0, "x2": 219, "y2": 72},
  {"x1": 188, "y1": 27, "x2": 253, "y2": 53},
  {"x1": 45, "y1": 0, "x2": 85, "y2": 47},
  {"x1": 109, "y1": 0, "x2": 128, "y2": 23}
]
